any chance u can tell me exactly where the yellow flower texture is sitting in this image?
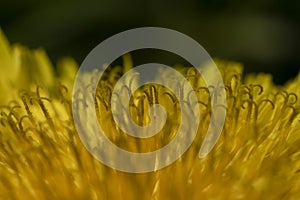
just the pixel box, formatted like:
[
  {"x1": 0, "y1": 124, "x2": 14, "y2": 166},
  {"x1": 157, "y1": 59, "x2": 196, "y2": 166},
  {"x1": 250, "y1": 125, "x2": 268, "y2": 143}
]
[{"x1": 0, "y1": 29, "x2": 299, "y2": 199}]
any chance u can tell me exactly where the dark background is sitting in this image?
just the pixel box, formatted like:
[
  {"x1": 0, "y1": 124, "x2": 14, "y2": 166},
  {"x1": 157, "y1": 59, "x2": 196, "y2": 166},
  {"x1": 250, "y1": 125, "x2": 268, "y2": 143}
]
[{"x1": 0, "y1": 0, "x2": 299, "y2": 84}]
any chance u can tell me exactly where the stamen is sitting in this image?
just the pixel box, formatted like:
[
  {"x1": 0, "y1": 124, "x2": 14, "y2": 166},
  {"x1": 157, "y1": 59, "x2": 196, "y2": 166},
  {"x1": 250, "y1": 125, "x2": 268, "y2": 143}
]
[
  {"x1": 20, "y1": 91, "x2": 33, "y2": 119},
  {"x1": 258, "y1": 99, "x2": 275, "y2": 110},
  {"x1": 19, "y1": 115, "x2": 32, "y2": 133},
  {"x1": 228, "y1": 74, "x2": 240, "y2": 95},
  {"x1": 145, "y1": 85, "x2": 158, "y2": 105},
  {"x1": 135, "y1": 95, "x2": 147, "y2": 125},
  {"x1": 250, "y1": 84, "x2": 263, "y2": 96},
  {"x1": 58, "y1": 84, "x2": 71, "y2": 118},
  {"x1": 241, "y1": 99, "x2": 258, "y2": 121},
  {"x1": 163, "y1": 91, "x2": 177, "y2": 104}
]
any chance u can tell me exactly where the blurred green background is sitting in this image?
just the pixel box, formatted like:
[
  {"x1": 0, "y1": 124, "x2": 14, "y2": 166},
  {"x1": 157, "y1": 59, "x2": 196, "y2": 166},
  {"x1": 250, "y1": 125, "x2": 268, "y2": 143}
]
[{"x1": 0, "y1": 0, "x2": 299, "y2": 84}]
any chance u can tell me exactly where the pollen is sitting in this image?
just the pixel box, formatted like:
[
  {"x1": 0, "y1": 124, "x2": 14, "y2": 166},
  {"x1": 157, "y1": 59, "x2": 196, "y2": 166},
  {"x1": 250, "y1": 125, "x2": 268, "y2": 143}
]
[{"x1": 0, "y1": 29, "x2": 299, "y2": 199}]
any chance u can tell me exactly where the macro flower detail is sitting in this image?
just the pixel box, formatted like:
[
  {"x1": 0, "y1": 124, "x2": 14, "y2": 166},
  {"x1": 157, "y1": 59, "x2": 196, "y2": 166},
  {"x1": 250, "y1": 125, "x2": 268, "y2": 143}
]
[{"x1": 0, "y1": 29, "x2": 299, "y2": 199}]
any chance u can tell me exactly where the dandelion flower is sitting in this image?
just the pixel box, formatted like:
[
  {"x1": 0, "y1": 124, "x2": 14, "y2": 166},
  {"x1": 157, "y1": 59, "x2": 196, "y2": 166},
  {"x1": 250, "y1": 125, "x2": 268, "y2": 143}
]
[{"x1": 0, "y1": 29, "x2": 299, "y2": 199}]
